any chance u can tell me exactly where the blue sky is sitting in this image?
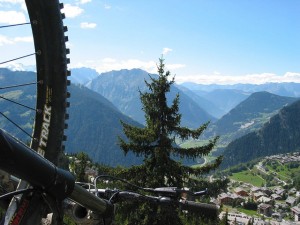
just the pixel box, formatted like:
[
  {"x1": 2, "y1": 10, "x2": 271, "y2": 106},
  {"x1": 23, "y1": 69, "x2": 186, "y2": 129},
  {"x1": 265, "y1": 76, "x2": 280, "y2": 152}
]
[{"x1": 1, "y1": 0, "x2": 300, "y2": 84}]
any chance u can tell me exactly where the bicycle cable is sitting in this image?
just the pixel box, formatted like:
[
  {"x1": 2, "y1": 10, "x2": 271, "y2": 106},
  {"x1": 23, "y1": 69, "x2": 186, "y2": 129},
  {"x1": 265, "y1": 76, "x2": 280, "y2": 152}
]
[
  {"x1": 0, "y1": 188, "x2": 35, "y2": 200},
  {"x1": 0, "y1": 22, "x2": 30, "y2": 29}
]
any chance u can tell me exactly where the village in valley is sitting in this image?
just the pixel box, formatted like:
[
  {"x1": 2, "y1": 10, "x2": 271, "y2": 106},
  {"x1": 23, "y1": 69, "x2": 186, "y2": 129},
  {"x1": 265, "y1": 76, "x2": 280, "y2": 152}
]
[
  {"x1": 214, "y1": 152, "x2": 300, "y2": 225},
  {"x1": 69, "y1": 151, "x2": 300, "y2": 225}
]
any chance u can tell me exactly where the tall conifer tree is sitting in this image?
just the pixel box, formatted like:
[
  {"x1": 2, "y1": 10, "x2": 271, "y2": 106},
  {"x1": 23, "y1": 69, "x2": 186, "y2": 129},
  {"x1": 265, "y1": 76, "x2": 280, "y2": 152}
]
[{"x1": 117, "y1": 57, "x2": 223, "y2": 224}]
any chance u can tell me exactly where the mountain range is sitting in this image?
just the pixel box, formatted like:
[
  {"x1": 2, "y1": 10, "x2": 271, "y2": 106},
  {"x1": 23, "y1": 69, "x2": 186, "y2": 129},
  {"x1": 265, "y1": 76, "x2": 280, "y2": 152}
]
[
  {"x1": 181, "y1": 82, "x2": 300, "y2": 117},
  {"x1": 204, "y1": 91, "x2": 298, "y2": 145},
  {"x1": 65, "y1": 84, "x2": 143, "y2": 166},
  {"x1": 181, "y1": 82, "x2": 300, "y2": 98},
  {"x1": 83, "y1": 68, "x2": 215, "y2": 128},
  {"x1": 0, "y1": 68, "x2": 36, "y2": 141},
  {"x1": 71, "y1": 68, "x2": 299, "y2": 144},
  {"x1": 1, "y1": 67, "x2": 300, "y2": 168},
  {"x1": 220, "y1": 99, "x2": 300, "y2": 169}
]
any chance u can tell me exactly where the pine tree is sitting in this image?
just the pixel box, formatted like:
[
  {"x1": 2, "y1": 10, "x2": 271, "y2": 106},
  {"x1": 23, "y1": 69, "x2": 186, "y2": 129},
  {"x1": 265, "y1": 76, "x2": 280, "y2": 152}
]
[
  {"x1": 220, "y1": 210, "x2": 229, "y2": 225},
  {"x1": 69, "y1": 152, "x2": 90, "y2": 182},
  {"x1": 117, "y1": 57, "x2": 223, "y2": 225}
]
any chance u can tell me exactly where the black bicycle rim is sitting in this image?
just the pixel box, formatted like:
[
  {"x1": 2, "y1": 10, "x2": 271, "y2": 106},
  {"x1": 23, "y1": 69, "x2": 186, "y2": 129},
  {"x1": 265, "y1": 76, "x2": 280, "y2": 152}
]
[{"x1": 25, "y1": 0, "x2": 70, "y2": 167}]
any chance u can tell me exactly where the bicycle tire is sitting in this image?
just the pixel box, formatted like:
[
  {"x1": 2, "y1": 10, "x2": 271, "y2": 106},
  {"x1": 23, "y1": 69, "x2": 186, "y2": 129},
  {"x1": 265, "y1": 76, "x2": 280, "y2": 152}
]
[
  {"x1": 1, "y1": 0, "x2": 70, "y2": 224},
  {"x1": 25, "y1": 0, "x2": 70, "y2": 166}
]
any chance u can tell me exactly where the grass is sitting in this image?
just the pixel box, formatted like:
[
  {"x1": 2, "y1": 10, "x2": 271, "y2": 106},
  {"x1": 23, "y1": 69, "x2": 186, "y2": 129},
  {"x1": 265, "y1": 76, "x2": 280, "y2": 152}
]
[
  {"x1": 178, "y1": 139, "x2": 209, "y2": 148},
  {"x1": 222, "y1": 206, "x2": 259, "y2": 217},
  {"x1": 238, "y1": 208, "x2": 259, "y2": 217},
  {"x1": 229, "y1": 170, "x2": 265, "y2": 187},
  {"x1": 265, "y1": 160, "x2": 300, "y2": 183},
  {"x1": 177, "y1": 138, "x2": 222, "y2": 167},
  {"x1": 1, "y1": 90, "x2": 23, "y2": 100}
]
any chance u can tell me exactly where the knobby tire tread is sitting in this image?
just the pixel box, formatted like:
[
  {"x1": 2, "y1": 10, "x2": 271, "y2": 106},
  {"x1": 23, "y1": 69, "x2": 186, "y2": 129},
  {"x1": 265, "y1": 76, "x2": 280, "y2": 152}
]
[
  {"x1": 3, "y1": 0, "x2": 70, "y2": 224},
  {"x1": 25, "y1": 0, "x2": 70, "y2": 167}
]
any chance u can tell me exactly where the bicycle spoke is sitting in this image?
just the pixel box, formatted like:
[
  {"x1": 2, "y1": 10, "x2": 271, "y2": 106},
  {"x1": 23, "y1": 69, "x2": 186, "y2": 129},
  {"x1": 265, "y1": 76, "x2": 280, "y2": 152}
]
[
  {"x1": 0, "y1": 111, "x2": 34, "y2": 139},
  {"x1": 0, "y1": 95, "x2": 37, "y2": 111},
  {"x1": 0, "y1": 81, "x2": 40, "y2": 90},
  {"x1": 0, "y1": 0, "x2": 70, "y2": 223},
  {"x1": 0, "y1": 82, "x2": 39, "y2": 135},
  {"x1": 0, "y1": 53, "x2": 36, "y2": 65},
  {"x1": 0, "y1": 22, "x2": 30, "y2": 29}
]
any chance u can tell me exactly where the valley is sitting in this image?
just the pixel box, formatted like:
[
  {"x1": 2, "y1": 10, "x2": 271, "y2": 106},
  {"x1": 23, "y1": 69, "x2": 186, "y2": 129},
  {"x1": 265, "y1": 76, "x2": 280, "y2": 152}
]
[
  {"x1": 1, "y1": 67, "x2": 300, "y2": 224},
  {"x1": 215, "y1": 152, "x2": 300, "y2": 224},
  {"x1": 1, "y1": 67, "x2": 300, "y2": 169}
]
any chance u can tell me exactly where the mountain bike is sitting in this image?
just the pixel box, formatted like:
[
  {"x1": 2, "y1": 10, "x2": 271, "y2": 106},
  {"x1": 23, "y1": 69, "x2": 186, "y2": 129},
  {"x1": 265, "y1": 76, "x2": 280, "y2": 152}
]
[
  {"x1": 0, "y1": 0, "x2": 219, "y2": 224},
  {"x1": 0, "y1": 128, "x2": 219, "y2": 225},
  {"x1": 0, "y1": 0, "x2": 70, "y2": 223}
]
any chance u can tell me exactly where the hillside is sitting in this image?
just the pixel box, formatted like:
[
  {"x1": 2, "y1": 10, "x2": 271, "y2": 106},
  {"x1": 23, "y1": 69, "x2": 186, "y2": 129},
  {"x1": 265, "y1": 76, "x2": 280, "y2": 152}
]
[
  {"x1": 0, "y1": 68, "x2": 144, "y2": 166},
  {"x1": 86, "y1": 68, "x2": 215, "y2": 128},
  {"x1": 0, "y1": 68, "x2": 36, "y2": 142},
  {"x1": 70, "y1": 67, "x2": 99, "y2": 85},
  {"x1": 181, "y1": 82, "x2": 300, "y2": 98},
  {"x1": 221, "y1": 99, "x2": 300, "y2": 169},
  {"x1": 175, "y1": 84, "x2": 225, "y2": 118},
  {"x1": 3, "y1": 68, "x2": 299, "y2": 168},
  {"x1": 195, "y1": 89, "x2": 250, "y2": 115},
  {"x1": 206, "y1": 91, "x2": 298, "y2": 144},
  {"x1": 64, "y1": 84, "x2": 144, "y2": 166},
  {"x1": 180, "y1": 82, "x2": 300, "y2": 116}
]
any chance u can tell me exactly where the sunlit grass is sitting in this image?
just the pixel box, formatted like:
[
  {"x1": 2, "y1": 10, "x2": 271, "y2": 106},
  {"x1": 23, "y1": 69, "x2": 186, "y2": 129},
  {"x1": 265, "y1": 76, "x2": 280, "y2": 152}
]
[{"x1": 229, "y1": 170, "x2": 265, "y2": 187}]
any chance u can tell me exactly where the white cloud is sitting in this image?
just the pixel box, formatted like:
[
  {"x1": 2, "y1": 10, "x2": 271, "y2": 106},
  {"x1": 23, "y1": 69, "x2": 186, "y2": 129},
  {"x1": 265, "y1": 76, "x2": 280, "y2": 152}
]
[
  {"x1": 13, "y1": 36, "x2": 33, "y2": 43},
  {"x1": 0, "y1": 0, "x2": 26, "y2": 12},
  {"x1": 162, "y1": 47, "x2": 172, "y2": 55},
  {"x1": 70, "y1": 57, "x2": 300, "y2": 84},
  {"x1": 102, "y1": 58, "x2": 116, "y2": 63},
  {"x1": 98, "y1": 58, "x2": 157, "y2": 73},
  {"x1": 66, "y1": 41, "x2": 73, "y2": 49},
  {"x1": 0, "y1": 10, "x2": 26, "y2": 24},
  {"x1": 0, "y1": 35, "x2": 33, "y2": 46},
  {"x1": 77, "y1": 0, "x2": 91, "y2": 4},
  {"x1": 175, "y1": 72, "x2": 300, "y2": 85},
  {"x1": 61, "y1": 4, "x2": 84, "y2": 18},
  {"x1": 0, "y1": 0, "x2": 23, "y2": 4},
  {"x1": 80, "y1": 22, "x2": 97, "y2": 29},
  {"x1": 72, "y1": 58, "x2": 157, "y2": 74},
  {"x1": 72, "y1": 58, "x2": 187, "y2": 76},
  {"x1": 0, "y1": 35, "x2": 13, "y2": 46},
  {"x1": 166, "y1": 63, "x2": 185, "y2": 71}
]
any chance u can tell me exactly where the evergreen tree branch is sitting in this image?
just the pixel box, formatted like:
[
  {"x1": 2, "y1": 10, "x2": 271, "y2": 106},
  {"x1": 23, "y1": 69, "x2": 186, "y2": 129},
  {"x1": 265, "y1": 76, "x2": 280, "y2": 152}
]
[
  {"x1": 174, "y1": 121, "x2": 211, "y2": 140},
  {"x1": 182, "y1": 156, "x2": 223, "y2": 176},
  {"x1": 172, "y1": 136, "x2": 219, "y2": 159}
]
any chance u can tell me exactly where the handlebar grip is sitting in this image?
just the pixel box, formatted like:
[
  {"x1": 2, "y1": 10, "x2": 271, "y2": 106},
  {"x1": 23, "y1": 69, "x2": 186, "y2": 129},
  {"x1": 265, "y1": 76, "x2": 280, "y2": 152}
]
[
  {"x1": 180, "y1": 200, "x2": 219, "y2": 219},
  {"x1": 114, "y1": 191, "x2": 219, "y2": 219},
  {"x1": 70, "y1": 184, "x2": 114, "y2": 217}
]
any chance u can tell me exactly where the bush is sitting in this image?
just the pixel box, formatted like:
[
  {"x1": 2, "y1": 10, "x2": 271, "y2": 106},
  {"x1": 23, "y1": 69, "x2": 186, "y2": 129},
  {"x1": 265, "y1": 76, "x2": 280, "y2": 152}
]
[{"x1": 244, "y1": 201, "x2": 258, "y2": 211}]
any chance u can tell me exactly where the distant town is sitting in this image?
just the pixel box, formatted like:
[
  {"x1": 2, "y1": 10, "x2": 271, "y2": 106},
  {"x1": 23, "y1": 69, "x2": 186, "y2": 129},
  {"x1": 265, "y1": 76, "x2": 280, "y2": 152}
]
[
  {"x1": 215, "y1": 152, "x2": 300, "y2": 224},
  {"x1": 69, "y1": 152, "x2": 300, "y2": 224}
]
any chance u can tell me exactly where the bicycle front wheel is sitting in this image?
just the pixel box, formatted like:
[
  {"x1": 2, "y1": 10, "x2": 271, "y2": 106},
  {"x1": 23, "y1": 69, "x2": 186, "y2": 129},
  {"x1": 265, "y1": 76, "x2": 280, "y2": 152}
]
[
  {"x1": 1, "y1": 0, "x2": 70, "y2": 224},
  {"x1": 26, "y1": 0, "x2": 70, "y2": 166}
]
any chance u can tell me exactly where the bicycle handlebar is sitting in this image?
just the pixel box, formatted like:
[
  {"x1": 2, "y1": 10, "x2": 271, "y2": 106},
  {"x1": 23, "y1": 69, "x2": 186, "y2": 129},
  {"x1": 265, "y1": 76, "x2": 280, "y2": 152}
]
[
  {"x1": 96, "y1": 189, "x2": 219, "y2": 219},
  {"x1": 0, "y1": 128, "x2": 219, "y2": 223},
  {"x1": 0, "y1": 129, "x2": 113, "y2": 217},
  {"x1": 0, "y1": 129, "x2": 74, "y2": 200},
  {"x1": 180, "y1": 200, "x2": 220, "y2": 218},
  {"x1": 70, "y1": 184, "x2": 113, "y2": 217}
]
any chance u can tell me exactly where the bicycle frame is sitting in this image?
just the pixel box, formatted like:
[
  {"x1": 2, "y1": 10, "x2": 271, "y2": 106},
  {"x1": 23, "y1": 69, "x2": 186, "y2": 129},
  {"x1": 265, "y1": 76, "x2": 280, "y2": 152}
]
[
  {"x1": 0, "y1": 128, "x2": 219, "y2": 224},
  {"x1": 0, "y1": 129, "x2": 113, "y2": 224}
]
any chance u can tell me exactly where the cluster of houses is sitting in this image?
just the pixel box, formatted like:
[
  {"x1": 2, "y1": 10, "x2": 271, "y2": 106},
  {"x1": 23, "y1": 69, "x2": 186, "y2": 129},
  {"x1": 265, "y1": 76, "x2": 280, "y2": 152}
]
[
  {"x1": 265, "y1": 152, "x2": 300, "y2": 165},
  {"x1": 216, "y1": 183, "x2": 300, "y2": 224},
  {"x1": 71, "y1": 153, "x2": 300, "y2": 224}
]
